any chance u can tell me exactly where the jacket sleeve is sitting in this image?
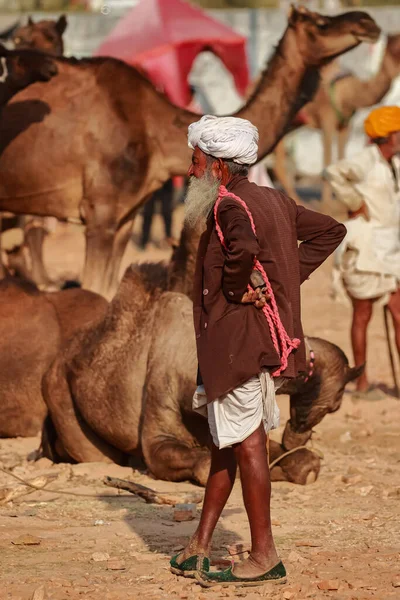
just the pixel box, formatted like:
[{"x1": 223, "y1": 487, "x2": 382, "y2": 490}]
[
  {"x1": 296, "y1": 204, "x2": 347, "y2": 284},
  {"x1": 324, "y1": 155, "x2": 367, "y2": 212},
  {"x1": 217, "y1": 198, "x2": 260, "y2": 303}
]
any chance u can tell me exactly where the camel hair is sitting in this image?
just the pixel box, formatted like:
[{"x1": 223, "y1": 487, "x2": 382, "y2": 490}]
[
  {"x1": 40, "y1": 222, "x2": 363, "y2": 486},
  {"x1": 0, "y1": 7, "x2": 380, "y2": 299},
  {"x1": 273, "y1": 32, "x2": 400, "y2": 206},
  {"x1": 0, "y1": 44, "x2": 58, "y2": 279}
]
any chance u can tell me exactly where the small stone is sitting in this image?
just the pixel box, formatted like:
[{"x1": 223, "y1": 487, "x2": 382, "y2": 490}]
[
  {"x1": 358, "y1": 485, "x2": 374, "y2": 497},
  {"x1": 173, "y1": 503, "x2": 197, "y2": 522},
  {"x1": 91, "y1": 552, "x2": 110, "y2": 562},
  {"x1": 271, "y1": 520, "x2": 281, "y2": 526},
  {"x1": 342, "y1": 474, "x2": 363, "y2": 485},
  {"x1": 288, "y1": 550, "x2": 308, "y2": 564},
  {"x1": 340, "y1": 431, "x2": 352, "y2": 443},
  {"x1": 12, "y1": 534, "x2": 41, "y2": 546},
  {"x1": 283, "y1": 592, "x2": 295, "y2": 600},
  {"x1": 392, "y1": 579, "x2": 400, "y2": 588},
  {"x1": 107, "y1": 559, "x2": 126, "y2": 570},
  {"x1": 31, "y1": 587, "x2": 46, "y2": 600},
  {"x1": 317, "y1": 580, "x2": 340, "y2": 591},
  {"x1": 33, "y1": 457, "x2": 53, "y2": 469}
]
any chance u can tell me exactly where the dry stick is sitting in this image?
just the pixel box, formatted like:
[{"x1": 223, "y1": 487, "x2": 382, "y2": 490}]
[
  {"x1": 104, "y1": 476, "x2": 203, "y2": 505},
  {"x1": 383, "y1": 305, "x2": 400, "y2": 399}
]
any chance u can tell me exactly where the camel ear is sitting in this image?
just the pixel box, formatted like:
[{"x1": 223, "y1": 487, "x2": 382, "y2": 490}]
[
  {"x1": 287, "y1": 4, "x2": 298, "y2": 24},
  {"x1": 56, "y1": 14, "x2": 67, "y2": 35},
  {"x1": 28, "y1": 16, "x2": 34, "y2": 26}
]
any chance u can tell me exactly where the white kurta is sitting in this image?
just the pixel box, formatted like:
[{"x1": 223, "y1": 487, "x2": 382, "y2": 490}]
[{"x1": 325, "y1": 145, "x2": 400, "y2": 303}]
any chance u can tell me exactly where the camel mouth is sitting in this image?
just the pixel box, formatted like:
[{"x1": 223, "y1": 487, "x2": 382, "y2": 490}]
[{"x1": 356, "y1": 30, "x2": 381, "y2": 44}]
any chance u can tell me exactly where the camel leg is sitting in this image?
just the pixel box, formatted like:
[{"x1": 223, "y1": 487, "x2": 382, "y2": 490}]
[
  {"x1": 42, "y1": 355, "x2": 125, "y2": 464},
  {"x1": 273, "y1": 140, "x2": 303, "y2": 205},
  {"x1": 82, "y1": 217, "x2": 134, "y2": 300},
  {"x1": 141, "y1": 391, "x2": 211, "y2": 486},
  {"x1": 320, "y1": 120, "x2": 335, "y2": 210},
  {"x1": 24, "y1": 224, "x2": 52, "y2": 287},
  {"x1": 337, "y1": 126, "x2": 349, "y2": 161}
]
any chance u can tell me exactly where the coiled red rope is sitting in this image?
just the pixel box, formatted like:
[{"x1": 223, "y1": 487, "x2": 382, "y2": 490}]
[{"x1": 214, "y1": 185, "x2": 300, "y2": 377}]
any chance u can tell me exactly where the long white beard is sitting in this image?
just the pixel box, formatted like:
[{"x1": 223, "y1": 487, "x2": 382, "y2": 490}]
[{"x1": 184, "y1": 175, "x2": 220, "y2": 228}]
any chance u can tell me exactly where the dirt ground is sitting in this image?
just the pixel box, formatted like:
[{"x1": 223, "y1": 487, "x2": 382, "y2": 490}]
[{"x1": 1, "y1": 204, "x2": 400, "y2": 600}]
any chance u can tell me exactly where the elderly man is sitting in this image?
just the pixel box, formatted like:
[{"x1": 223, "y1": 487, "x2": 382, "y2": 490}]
[
  {"x1": 170, "y1": 115, "x2": 346, "y2": 588},
  {"x1": 326, "y1": 106, "x2": 400, "y2": 399}
]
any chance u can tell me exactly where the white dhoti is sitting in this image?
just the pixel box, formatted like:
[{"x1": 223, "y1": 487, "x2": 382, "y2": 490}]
[
  {"x1": 193, "y1": 372, "x2": 283, "y2": 449},
  {"x1": 332, "y1": 218, "x2": 400, "y2": 307}
]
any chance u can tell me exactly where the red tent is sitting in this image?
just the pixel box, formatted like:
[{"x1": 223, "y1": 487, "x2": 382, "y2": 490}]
[{"x1": 95, "y1": 0, "x2": 249, "y2": 108}]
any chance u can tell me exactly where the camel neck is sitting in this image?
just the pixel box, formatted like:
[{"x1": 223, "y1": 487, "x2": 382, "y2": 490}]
[
  {"x1": 163, "y1": 26, "x2": 309, "y2": 173},
  {"x1": 236, "y1": 29, "x2": 307, "y2": 159},
  {"x1": 344, "y1": 45, "x2": 398, "y2": 111}
]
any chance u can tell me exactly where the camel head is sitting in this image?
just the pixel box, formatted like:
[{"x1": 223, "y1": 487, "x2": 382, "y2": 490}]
[
  {"x1": 12, "y1": 15, "x2": 67, "y2": 57},
  {"x1": 288, "y1": 5, "x2": 380, "y2": 66},
  {"x1": 0, "y1": 44, "x2": 58, "y2": 86}
]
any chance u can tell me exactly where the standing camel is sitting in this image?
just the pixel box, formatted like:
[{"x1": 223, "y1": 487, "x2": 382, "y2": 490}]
[
  {"x1": 0, "y1": 8, "x2": 380, "y2": 298},
  {"x1": 0, "y1": 44, "x2": 58, "y2": 279},
  {"x1": 274, "y1": 33, "x2": 400, "y2": 205}
]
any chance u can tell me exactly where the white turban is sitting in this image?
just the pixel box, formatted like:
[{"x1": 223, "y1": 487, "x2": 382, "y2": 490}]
[{"x1": 188, "y1": 115, "x2": 259, "y2": 165}]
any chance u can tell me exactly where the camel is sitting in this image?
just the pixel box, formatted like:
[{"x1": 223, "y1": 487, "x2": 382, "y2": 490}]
[
  {"x1": 0, "y1": 45, "x2": 58, "y2": 279},
  {"x1": 0, "y1": 8, "x2": 380, "y2": 299},
  {"x1": 0, "y1": 276, "x2": 108, "y2": 438},
  {"x1": 0, "y1": 16, "x2": 67, "y2": 287},
  {"x1": 274, "y1": 33, "x2": 400, "y2": 206},
  {"x1": 40, "y1": 222, "x2": 362, "y2": 486},
  {"x1": 13, "y1": 15, "x2": 67, "y2": 56}
]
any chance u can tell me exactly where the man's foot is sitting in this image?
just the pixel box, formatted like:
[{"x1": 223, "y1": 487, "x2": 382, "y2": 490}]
[
  {"x1": 232, "y1": 553, "x2": 280, "y2": 579},
  {"x1": 170, "y1": 553, "x2": 210, "y2": 578},
  {"x1": 353, "y1": 386, "x2": 386, "y2": 402},
  {"x1": 173, "y1": 533, "x2": 210, "y2": 569},
  {"x1": 195, "y1": 560, "x2": 286, "y2": 588}
]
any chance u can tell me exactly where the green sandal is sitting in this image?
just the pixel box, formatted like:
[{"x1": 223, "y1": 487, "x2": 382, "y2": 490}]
[
  {"x1": 170, "y1": 554, "x2": 210, "y2": 578},
  {"x1": 195, "y1": 561, "x2": 287, "y2": 588}
]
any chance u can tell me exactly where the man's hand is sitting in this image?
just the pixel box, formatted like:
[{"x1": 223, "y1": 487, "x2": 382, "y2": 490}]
[
  {"x1": 241, "y1": 288, "x2": 269, "y2": 309},
  {"x1": 348, "y1": 201, "x2": 369, "y2": 221}
]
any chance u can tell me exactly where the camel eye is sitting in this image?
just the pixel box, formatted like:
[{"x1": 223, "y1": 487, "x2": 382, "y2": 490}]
[{"x1": 316, "y1": 20, "x2": 328, "y2": 29}]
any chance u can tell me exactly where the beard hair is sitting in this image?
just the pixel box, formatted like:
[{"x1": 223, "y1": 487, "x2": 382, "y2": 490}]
[{"x1": 184, "y1": 172, "x2": 220, "y2": 228}]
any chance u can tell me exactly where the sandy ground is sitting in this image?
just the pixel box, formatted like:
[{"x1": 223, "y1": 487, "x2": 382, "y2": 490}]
[{"x1": 1, "y1": 202, "x2": 400, "y2": 600}]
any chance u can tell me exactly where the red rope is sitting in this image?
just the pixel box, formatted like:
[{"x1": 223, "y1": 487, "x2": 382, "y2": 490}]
[{"x1": 214, "y1": 185, "x2": 300, "y2": 377}]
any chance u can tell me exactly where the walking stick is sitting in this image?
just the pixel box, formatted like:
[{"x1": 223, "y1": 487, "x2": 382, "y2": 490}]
[{"x1": 383, "y1": 305, "x2": 400, "y2": 399}]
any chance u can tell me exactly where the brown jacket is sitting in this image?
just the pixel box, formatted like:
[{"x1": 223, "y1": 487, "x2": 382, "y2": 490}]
[{"x1": 193, "y1": 175, "x2": 346, "y2": 402}]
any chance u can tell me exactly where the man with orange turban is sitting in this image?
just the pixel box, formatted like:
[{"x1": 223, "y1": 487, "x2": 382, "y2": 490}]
[{"x1": 325, "y1": 105, "x2": 400, "y2": 399}]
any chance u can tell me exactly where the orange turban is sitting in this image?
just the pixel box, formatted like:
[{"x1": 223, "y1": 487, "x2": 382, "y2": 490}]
[{"x1": 364, "y1": 106, "x2": 400, "y2": 139}]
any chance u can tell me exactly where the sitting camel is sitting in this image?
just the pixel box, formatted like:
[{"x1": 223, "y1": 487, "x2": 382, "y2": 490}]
[
  {"x1": 0, "y1": 276, "x2": 108, "y2": 438},
  {"x1": 0, "y1": 9, "x2": 380, "y2": 298},
  {"x1": 41, "y1": 225, "x2": 362, "y2": 486},
  {"x1": 13, "y1": 15, "x2": 67, "y2": 57}
]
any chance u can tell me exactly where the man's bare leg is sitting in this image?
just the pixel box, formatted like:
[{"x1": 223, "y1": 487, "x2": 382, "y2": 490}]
[
  {"x1": 350, "y1": 296, "x2": 374, "y2": 392},
  {"x1": 387, "y1": 288, "x2": 400, "y2": 355},
  {"x1": 231, "y1": 424, "x2": 279, "y2": 578},
  {"x1": 177, "y1": 443, "x2": 237, "y2": 561}
]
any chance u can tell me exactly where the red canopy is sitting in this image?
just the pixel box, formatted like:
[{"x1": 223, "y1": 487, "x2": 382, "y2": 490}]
[{"x1": 95, "y1": 0, "x2": 249, "y2": 107}]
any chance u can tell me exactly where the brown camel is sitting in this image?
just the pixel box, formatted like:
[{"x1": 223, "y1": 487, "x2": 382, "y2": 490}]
[
  {"x1": 13, "y1": 15, "x2": 67, "y2": 56},
  {"x1": 0, "y1": 16, "x2": 67, "y2": 287},
  {"x1": 0, "y1": 8, "x2": 380, "y2": 298},
  {"x1": 0, "y1": 45, "x2": 58, "y2": 279},
  {"x1": 0, "y1": 276, "x2": 108, "y2": 438},
  {"x1": 41, "y1": 225, "x2": 362, "y2": 486},
  {"x1": 274, "y1": 33, "x2": 400, "y2": 206}
]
